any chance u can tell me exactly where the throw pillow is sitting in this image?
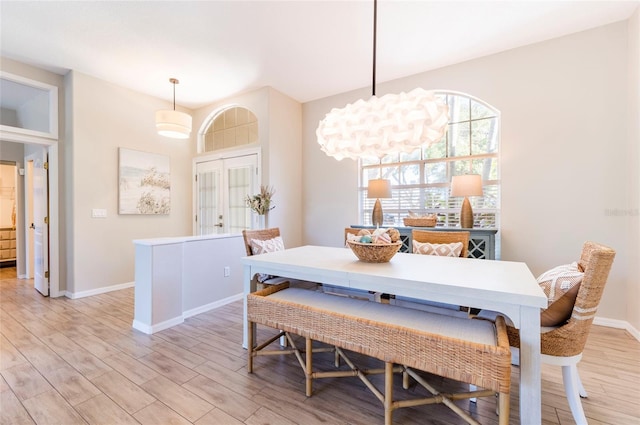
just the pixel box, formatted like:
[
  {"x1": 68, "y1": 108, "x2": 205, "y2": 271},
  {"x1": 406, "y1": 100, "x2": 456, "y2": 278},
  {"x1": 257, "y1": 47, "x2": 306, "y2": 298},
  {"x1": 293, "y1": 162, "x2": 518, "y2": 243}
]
[
  {"x1": 250, "y1": 236, "x2": 285, "y2": 283},
  {"x1": 537, "y1": 262, "x2": 584, "y2": 326},
  {"x1": 250, "y1": 236, "x2": 285, "y2": 255},
  {"x1": 412, "y1": 240, "x2": 463, "y2": 257}
]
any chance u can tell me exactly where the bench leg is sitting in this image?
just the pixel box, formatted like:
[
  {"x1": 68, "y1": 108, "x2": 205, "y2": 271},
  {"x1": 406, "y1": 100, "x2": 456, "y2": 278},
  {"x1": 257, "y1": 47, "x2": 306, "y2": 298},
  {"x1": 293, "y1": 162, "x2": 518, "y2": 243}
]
[
  {"x1": 384, "y1": 362, "x2": 394, "y2": 425},
  {"x1": 306, "y1": 337, "x2": 313, "y2": 397},
  {"x1": 402, "y1": 368, "x2": 409, "y2": 390},
  {"x1": 498, "y1": 392, "x2": 510, "y2": 425},
  {"x1": 247, "y1": 320, "x2": 254, "y2": 373}
]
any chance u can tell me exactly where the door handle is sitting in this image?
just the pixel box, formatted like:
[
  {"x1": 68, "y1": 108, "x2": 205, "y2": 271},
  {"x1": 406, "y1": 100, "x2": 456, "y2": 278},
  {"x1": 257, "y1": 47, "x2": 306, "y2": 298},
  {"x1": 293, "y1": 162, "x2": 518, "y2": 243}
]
[{"x1": 215, "y1": 223, "x2": 223, "y2": 228}]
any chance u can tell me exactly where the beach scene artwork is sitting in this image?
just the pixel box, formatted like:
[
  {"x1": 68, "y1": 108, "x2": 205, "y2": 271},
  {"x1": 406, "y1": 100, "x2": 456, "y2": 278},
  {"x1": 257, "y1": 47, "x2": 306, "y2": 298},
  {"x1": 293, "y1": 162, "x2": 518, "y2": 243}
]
[{"x1": 119, "y1": 148, "x2": 170, "y2": 214}]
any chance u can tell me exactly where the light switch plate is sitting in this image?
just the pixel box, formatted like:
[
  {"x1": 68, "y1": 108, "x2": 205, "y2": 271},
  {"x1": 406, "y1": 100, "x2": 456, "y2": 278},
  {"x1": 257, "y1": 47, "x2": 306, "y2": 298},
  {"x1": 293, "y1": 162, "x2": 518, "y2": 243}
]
[{"x1": 92, "y1": 208, "x2": 107, "y2": 218}]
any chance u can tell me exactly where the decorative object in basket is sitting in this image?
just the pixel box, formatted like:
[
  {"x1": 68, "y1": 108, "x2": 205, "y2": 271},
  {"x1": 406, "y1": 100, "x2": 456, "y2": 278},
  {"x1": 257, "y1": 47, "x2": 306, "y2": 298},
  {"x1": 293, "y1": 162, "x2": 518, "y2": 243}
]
[{"x1": 346, "y1": 227, "x2": 402, "y2": 262}]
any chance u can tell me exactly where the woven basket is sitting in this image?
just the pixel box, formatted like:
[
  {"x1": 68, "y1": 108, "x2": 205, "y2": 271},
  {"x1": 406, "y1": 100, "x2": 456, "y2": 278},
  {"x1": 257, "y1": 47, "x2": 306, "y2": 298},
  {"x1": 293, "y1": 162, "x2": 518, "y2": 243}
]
[
  {"x1": 403, "y1": 216, "x2": 436, "y2": 227},
  {"x1": 347, "y1": 241, "x2": 402, "y2": 263}
]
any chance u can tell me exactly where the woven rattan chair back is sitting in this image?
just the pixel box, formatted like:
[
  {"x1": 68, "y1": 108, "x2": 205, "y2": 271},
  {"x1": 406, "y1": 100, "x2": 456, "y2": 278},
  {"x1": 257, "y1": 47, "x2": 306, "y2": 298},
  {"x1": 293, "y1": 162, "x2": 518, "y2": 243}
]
[
  {"x1": 508, "y1": 241, "x2": 616, "y2": 357},
  {"x1": 242, "y1": 228, "x2": 281, "y2": 256},
  {"x1": 411, "y1": 230, "x2": 470, "y2": 258}
]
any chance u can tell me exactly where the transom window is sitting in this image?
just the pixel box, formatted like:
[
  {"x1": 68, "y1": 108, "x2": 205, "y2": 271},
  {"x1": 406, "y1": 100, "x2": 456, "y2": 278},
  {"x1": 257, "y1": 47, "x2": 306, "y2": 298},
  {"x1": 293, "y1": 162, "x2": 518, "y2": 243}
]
[
  {"x1": 359, "y1": 92, "x2": 500, "y2": 229},
  {"x1": 201, "y1": 106, "x2": 258, "y2": 153}
]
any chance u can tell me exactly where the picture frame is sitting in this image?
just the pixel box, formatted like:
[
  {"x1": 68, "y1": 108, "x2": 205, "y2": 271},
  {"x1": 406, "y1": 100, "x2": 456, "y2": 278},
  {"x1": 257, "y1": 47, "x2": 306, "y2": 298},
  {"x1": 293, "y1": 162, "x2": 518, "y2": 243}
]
[{"x1": 118, "y1": 148, "x2": 170, "y2": 215}]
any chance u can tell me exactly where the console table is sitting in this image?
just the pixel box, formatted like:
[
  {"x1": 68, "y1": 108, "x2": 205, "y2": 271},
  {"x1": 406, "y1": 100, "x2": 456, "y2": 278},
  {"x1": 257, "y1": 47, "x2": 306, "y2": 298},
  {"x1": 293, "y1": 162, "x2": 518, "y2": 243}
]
[{"x1": 350, "y1": 225, "x2": 498, "y2": 260}]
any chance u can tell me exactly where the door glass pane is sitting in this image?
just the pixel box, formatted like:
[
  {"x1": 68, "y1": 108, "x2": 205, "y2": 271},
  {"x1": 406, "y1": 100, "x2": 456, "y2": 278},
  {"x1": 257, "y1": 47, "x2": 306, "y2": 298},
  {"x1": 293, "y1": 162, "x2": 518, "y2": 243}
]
[
  {"x1": 198, "y1": 169, "x2": 220, "y2": 235},
  {"x1": 227, "y1": 166, "x2": 252, "y2": 234}
]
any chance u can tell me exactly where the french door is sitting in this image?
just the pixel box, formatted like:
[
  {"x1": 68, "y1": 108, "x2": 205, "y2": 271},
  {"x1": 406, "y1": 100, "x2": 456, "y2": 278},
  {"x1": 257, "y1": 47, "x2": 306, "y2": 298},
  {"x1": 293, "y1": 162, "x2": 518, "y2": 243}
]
[{"x1": 195, "y1": 154, "x2": 258, "y2": 235}]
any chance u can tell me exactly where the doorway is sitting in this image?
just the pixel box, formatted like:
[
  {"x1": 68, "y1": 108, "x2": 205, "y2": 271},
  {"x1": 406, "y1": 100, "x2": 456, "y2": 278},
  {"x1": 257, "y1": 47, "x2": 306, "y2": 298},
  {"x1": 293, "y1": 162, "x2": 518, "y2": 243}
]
[
  {"x1": 0, "y1": 161, "x2": 17, "y2": 270},
  {"x1": 194, "y1": 151, "x2": 259, "y2": 235}
]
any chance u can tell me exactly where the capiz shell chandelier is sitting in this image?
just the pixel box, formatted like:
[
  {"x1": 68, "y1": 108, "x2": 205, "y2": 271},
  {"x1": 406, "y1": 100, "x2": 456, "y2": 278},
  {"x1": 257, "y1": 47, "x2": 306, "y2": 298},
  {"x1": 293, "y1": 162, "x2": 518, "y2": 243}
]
[{"x1": 316, "y1": 88, "x2": 449, "y2": 161}]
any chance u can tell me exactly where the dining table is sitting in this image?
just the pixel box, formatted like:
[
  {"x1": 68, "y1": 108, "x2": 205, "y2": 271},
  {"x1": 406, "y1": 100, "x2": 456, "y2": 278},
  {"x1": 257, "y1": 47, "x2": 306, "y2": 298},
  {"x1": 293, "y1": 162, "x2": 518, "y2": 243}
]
[{"x1": 242, "y1": 245, "x2": 547, "y2": 424}]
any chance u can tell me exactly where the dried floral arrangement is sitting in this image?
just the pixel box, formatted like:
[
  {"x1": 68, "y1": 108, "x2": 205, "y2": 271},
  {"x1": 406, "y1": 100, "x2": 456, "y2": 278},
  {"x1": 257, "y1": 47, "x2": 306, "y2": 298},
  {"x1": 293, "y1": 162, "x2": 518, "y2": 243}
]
[{"x1": 245, "y1": 185, "x2": 275, "y2": 215}]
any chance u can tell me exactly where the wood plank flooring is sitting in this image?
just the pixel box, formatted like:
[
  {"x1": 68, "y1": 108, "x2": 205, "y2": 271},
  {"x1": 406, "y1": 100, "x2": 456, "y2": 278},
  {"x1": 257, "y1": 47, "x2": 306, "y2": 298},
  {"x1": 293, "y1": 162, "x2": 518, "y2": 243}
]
[{"x1": 1, "y1": 269, "x2": 639, "y2": 424}]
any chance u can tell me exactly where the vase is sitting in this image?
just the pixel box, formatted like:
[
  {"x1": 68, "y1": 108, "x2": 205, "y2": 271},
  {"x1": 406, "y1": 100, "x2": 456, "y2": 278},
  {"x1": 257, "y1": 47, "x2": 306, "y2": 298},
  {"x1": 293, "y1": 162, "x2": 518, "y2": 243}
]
[{"x1": 257, "y1": 214, "x2": 266, "y2": 229}]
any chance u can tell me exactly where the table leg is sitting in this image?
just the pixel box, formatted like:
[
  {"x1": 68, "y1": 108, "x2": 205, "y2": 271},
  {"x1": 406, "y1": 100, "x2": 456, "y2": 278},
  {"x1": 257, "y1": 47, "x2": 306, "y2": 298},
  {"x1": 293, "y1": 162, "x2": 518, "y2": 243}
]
[
  {"x1": 519, "y1": 306, "x2": 542, "y2": 424},
  {"x1": 242, "y1": 264, "x2": 255, "y2": 349}
]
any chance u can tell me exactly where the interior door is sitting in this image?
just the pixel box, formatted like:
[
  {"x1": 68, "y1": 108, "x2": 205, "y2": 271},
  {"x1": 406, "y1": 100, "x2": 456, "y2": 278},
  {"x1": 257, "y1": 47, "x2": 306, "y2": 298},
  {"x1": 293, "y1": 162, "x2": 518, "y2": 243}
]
[
  {"x1": 32, "y1": 148, "x2": 48, "y2": 296},
  {"x1": 195, "y1": 154, "x2": 258, "y2": 235}
]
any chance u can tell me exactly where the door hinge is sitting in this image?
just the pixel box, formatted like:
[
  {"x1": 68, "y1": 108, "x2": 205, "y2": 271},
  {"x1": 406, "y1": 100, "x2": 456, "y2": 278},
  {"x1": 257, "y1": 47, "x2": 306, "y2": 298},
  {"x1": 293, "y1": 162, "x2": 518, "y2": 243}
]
[
  {"x1": 44, "y1": 162, "x2": 49, "y2": 170},
  {"x1": 44, "y1": 216, "x2": 49, "y2": 224},
  {"x1": 195, "y1": 214, "x2": 198, "y2": 222},
  {"x1": 195, "y1": 174, "x2": 198, "y2": 182},
  {"x1": 44, "y1": 271, "x2": 49, "y2": 279}
]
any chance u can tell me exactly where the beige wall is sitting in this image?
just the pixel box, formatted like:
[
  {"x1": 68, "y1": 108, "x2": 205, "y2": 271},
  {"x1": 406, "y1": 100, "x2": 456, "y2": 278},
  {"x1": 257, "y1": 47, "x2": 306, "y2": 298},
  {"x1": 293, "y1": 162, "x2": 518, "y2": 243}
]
[
  {"x1": 628, "y1": 8, "x2": 640, "y2": 333},
  {"x1": 302, "y1": 21, "x2": 637, "y2": 324},
  {"x1": 66, "y1": 71, "x2": 194, "y2": 295}
]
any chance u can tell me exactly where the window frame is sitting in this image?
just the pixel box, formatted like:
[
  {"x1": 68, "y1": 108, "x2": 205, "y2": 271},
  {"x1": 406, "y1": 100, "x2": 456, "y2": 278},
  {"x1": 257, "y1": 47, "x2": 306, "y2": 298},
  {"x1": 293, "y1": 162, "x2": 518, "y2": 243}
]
[{"x1": 358, "y1": 91, "x2": 500, "y2": 230}]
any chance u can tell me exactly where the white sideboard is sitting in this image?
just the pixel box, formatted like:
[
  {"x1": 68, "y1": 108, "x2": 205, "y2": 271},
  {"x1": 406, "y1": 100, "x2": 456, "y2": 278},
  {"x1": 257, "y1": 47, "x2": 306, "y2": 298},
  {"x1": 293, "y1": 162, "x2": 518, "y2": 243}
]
[{"x1": 133, "y1": 233, "x2": 245, "y2": 334}]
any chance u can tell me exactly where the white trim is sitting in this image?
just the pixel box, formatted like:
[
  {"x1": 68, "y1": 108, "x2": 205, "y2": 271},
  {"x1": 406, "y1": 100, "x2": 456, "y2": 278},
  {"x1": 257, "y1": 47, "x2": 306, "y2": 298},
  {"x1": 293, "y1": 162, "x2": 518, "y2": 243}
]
[
  {"x1": 183, "y1": 293, "x2": 243, "y2": 318},
  {"x1": 132, "y1": 317, "x2": 184, "y2": 335},
  {"x1": 0, "y1": 71, "x2": 58, "y2": 140},
  {"x1": 593, "y1": 316, "x2": 640, "y2": 342},
  {"x1": 65, "y1": 281, "x2": 135, "y2": 299}
]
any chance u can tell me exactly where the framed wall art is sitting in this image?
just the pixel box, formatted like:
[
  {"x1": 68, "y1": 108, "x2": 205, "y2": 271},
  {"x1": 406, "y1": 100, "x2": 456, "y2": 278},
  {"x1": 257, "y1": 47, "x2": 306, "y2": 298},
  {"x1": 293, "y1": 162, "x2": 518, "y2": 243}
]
[{"x1": 118, "y1": 148, "x2": 170, "y2": 215}]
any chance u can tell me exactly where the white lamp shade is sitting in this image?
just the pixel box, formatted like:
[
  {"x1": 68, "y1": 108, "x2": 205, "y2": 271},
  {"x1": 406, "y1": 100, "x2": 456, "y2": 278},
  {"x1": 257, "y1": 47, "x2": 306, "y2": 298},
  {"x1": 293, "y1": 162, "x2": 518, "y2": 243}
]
[
  {"x1": 450, "y1": 174, "x2": 483, "y2": 197},
  {"x1": 316, "y1": 88, "x2": 449, "y2": 161},
  {"x1": 367, "y1": 178, "x2": 392, "y2": 199},
  {"x1": 156, "y1": 110, "x2": 192, "y2": 139}
]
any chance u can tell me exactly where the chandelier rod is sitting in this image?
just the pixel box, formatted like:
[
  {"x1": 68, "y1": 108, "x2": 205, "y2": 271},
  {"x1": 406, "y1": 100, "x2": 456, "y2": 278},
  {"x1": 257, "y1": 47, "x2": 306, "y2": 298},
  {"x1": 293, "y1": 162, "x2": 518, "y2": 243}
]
[
  {"x1": 372, "y1": 0, "x2": 377, "y2": 97},
  {"x1": 169, "y1": 78, "x2": 179, "y2": 111}
]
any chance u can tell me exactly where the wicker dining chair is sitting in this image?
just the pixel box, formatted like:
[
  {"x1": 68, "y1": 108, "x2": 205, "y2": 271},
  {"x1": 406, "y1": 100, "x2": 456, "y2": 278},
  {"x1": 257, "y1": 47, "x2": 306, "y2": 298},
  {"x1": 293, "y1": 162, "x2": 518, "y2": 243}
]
[
  {"x1": 389, "y1": 230, "x2": 472, "y2": 316},
  {"x1": 507, "y1": 241, "x2": 616, "y2": 425},
  {"x1": 242, "y1": 228, "x2": 289, "y2": 289},
  {"x1": 411, "y1": 229, "x2": 470, "y2": 258}
]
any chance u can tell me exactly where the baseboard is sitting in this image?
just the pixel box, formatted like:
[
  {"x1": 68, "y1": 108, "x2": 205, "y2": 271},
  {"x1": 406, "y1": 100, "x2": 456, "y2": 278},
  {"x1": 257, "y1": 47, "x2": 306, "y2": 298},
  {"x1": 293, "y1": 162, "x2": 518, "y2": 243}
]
[
  {"x1": 132, "y1": 317, "x2": 184, "y2": 335},
  {"x1": 594, "y1": 316, "x2": 640, "y2": 342},
  {"x1": 65, "y1": 281, "x2": 135, "y2": 299},
  {"x1": 183, "y1": 293, "x2": 244, "y2": 319}
]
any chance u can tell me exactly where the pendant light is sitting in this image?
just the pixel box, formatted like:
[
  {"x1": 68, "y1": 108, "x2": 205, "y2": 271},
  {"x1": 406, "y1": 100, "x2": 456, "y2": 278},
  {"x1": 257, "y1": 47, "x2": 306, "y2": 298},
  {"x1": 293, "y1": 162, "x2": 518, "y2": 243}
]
[
  {"x1": 316, "y1": 0, "x2": 449, "y2": 161},
  {"x1": 156, "y1": 78, "x2": 192, "y2": 139}
]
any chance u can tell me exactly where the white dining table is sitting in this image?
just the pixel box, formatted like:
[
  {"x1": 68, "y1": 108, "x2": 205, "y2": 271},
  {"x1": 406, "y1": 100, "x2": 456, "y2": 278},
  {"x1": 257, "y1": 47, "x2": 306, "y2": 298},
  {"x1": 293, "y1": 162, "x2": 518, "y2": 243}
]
[{"x1": 242, "y1": 245, "x2": 547, "y2": 424}]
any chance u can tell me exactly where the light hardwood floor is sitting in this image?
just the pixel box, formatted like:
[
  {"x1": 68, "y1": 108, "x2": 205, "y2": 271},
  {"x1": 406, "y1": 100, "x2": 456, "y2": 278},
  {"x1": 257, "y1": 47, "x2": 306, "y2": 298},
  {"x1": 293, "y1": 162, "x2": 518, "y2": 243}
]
[{"x1": 1, "y1": 268, "x2": 639, "y2": 425}]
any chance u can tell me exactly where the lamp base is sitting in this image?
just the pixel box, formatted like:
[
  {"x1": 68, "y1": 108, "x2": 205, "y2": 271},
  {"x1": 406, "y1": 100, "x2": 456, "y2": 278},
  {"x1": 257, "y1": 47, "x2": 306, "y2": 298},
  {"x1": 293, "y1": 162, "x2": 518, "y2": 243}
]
[
  {"x1": 460, "y1": 197, "x2": 474, "y2": 229},
  {"x1": 372, "y1": 198, "x2": 383, "y2": 227}
]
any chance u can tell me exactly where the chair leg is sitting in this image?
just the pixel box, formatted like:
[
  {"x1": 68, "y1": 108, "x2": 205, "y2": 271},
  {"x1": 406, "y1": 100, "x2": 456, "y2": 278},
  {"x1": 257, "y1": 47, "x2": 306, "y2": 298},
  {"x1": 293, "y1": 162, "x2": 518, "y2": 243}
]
[
  {"x1": 562, "y1": 364, "x2": 588, "y2": 425},
  {"x1": 577, "y1": 370, "x2": 588, "y2": 398},
  {"x1": 498, "y1": 392, "x2": 510, "y2": 425}
]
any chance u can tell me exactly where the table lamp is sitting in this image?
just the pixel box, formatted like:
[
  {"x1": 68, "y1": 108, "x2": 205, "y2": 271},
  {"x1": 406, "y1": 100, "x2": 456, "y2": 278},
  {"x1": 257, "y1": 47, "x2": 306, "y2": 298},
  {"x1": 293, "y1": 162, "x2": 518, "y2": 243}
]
[
  {"x1": 367, "y1": 179, "x2": 392, "y2": 227},
  {"x1": 450, "y1": 174, "x2": 483, "y2": 229}
]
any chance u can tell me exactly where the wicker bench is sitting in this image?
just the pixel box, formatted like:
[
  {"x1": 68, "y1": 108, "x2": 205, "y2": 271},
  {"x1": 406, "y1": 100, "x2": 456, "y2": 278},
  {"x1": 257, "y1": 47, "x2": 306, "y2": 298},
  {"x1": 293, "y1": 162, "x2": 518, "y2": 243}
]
[{"x1": 247, "y1": 283, "x2": 511, "y2": 425}]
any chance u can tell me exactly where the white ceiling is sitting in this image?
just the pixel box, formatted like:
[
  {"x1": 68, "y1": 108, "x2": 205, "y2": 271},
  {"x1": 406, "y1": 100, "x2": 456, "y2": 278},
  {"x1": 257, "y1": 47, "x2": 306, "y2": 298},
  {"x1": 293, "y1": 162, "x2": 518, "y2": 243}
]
[{"x1": 1, "y1": 1, "x2": 638, "y2": 109}]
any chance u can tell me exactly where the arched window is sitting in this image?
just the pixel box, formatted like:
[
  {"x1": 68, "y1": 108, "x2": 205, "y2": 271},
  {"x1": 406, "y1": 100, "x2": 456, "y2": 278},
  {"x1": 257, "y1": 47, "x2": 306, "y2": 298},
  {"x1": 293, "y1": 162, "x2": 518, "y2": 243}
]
[
  {"x1": 359, "y1": 91, "x2": 500, "y2": 229},
  {"x1": 200, "y1": 106, "x2": 258, "y2": 153}
]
